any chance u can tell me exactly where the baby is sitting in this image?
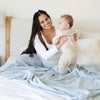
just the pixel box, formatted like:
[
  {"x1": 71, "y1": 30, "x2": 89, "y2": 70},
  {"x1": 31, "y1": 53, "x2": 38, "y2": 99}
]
[{"x1": 53, "y1": 14, "x2": 78, "y2": 75}]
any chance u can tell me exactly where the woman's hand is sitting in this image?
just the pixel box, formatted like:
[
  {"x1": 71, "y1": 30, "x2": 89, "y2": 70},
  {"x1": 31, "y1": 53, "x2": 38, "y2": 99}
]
[
  {"x1": 74, "y1": 33, "x2": 77, "y2": 41},
  {"x1": 56, "y1": 35, "x2": 68, "y2": 50}
]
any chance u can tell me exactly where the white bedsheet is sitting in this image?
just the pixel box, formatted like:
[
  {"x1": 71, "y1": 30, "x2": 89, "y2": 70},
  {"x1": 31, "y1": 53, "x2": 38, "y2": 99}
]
[
  {"x1": 0, "y1": 79, "x2": 61, "y2": 100},
  {"x1": 1, "y1": 55, "x2": 100, "y2": 100}
]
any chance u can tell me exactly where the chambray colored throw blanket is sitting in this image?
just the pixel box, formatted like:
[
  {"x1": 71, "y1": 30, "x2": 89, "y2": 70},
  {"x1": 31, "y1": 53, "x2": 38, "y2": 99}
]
[{"x1": 0, "y1": 54, "x2": 100, "y2": 100}]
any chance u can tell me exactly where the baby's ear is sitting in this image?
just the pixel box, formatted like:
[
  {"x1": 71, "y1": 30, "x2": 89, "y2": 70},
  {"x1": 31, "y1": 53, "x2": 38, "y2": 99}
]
[
  {"x1": 65, "y1": 23, "x2": 70, "y2": 29},
  {"x1": 67, "y1": 23, "x2": 70, "y2": 29}
]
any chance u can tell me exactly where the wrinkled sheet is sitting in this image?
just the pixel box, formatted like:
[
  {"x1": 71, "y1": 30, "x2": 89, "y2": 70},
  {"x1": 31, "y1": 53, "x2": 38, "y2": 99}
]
[{"x1": 0, "y1": 54, "x2": 100, "y2": 100}]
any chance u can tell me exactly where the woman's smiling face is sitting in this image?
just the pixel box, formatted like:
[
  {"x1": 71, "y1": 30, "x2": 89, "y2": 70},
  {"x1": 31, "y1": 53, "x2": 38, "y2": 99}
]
[{"x1": 39, "y1": 14, "x2": 52, "y2": 30}]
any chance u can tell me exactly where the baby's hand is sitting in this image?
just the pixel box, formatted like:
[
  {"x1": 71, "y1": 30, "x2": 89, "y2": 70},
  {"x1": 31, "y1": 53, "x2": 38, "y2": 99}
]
[
  {"x1": 59, "y1": 35, "x2": 68, "y2": 44},
  {"x1": 56, "y1": 35, "x2": 68, "y2": 50}
]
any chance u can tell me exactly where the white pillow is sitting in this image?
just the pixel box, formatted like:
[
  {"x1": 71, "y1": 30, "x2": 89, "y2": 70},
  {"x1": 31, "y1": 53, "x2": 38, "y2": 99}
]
[{"x1": 77, "y1": 38, "x2": 100, "y2": 65}]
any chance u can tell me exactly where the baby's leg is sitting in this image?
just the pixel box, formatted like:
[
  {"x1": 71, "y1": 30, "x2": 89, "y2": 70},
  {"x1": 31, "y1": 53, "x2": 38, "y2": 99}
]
[
  {"x1": 69, "y1": 64, "x2": 77, "y2": 72},
  {"x1": 58, "y1": 54, "x2": 69, "y2": 75},
  {"x1": 59, "y1": 65, "x2": 67, "y2": 75},
  {"x1": 69, "y1": 50, "x2": 78, "y2": 72}
]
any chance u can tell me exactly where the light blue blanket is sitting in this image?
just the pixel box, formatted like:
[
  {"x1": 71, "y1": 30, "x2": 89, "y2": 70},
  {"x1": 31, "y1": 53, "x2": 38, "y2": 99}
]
[{"x1": 0, "y1": 54, "x2": 100, "y2": 100}]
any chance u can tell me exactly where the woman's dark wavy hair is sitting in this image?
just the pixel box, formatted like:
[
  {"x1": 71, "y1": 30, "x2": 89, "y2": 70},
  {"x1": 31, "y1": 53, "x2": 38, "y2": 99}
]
[{"x1": 21, "y1": 10, "x2": 51, "y2": 57}]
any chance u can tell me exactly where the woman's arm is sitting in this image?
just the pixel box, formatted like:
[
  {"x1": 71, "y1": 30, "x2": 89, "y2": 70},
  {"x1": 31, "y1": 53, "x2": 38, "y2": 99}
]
[
  {"x1": 34, "y1": 35, "x2": 58, "y2": 60},
  {"x1": 56, "y1": 35, "x2": 68, "y2": 50},
  {"x1": 52, "y1": 33, "x2": 64, "y2": 45},
  {"x1": 34, "y1": 35, "x2": 68, "y2": 60}
]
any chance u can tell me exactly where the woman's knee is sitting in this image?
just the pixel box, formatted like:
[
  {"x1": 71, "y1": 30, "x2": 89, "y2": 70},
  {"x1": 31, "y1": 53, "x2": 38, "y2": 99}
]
[{"x1": 15, "y1": 54, "x2": 42, "y2": 66}]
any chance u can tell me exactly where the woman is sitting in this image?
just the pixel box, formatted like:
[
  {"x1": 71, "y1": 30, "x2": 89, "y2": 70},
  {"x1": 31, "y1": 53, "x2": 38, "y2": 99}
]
[{"x1": 21, "y1": 10, "x2": 68, "y2": 67}]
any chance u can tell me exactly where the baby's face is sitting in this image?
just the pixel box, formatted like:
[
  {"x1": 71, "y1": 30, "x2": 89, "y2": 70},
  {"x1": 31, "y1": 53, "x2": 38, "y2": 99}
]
[{"x1": 58, "y1": 17, "x2": 69, "y2": 31}]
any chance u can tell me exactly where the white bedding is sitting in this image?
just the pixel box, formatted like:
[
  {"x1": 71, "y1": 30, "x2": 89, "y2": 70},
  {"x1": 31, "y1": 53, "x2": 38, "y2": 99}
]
[
  {"x1": 0, "y1": 79, "x2": 61, "y2": 100},
  {"x1": 1, "y1": 54, "x2": 100, "y2": 100},
  {"x1": 1, "y1": 63, "x2": 100, "y2": 100}
]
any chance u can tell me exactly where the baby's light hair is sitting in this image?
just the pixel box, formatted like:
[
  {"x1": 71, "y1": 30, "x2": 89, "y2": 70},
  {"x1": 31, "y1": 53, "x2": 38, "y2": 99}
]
[{"x1": 61, "y1": 14, "x2": 73, "y2": 28}]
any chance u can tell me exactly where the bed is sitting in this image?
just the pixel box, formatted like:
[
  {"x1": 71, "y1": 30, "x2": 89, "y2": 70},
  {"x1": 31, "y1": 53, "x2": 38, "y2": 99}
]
[{"x1": 0, "y1": 17, "x2": 100, "y2": 100}]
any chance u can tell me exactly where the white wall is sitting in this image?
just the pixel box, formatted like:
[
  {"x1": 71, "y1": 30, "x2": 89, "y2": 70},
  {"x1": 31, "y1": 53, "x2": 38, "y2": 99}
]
[
  {"x1": 0, "y1": 0, "x2": 100, "y2": 65},
  {"x1": 10, "y1": 18, "x2": 32, "y2": 56},
  {"x1": 0, "y1": 0, "x2": 100, "y2": 20}
]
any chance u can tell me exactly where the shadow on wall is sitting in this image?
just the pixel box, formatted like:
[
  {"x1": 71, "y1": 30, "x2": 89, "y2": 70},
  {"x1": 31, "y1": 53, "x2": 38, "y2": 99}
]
[
  {"x1": 0, "y1": 27, "x2": 5, "y2": 66},
  {"x1": 0, "y1": 57, "x2": 2, "y2": 66},
  {"x1": 0, "y1": 56, "x2": 5, "y2": 66}
]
